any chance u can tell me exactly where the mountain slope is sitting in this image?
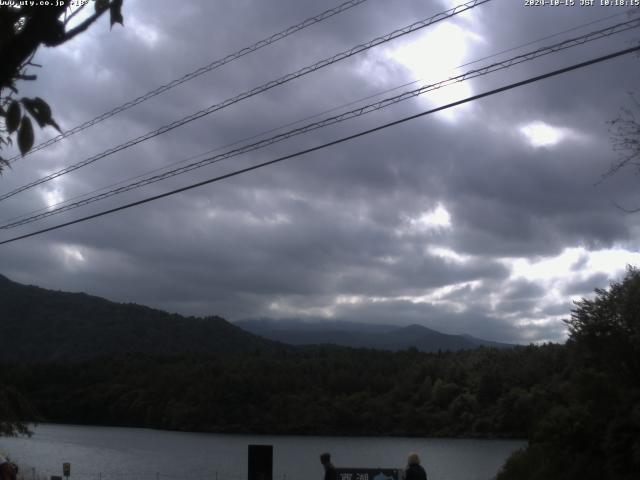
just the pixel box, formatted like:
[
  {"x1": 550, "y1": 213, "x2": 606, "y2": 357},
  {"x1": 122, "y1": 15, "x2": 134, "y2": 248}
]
[
  {"x1": 236, "y1": 318, "x2": 514, "y2": 352},
  {"x1": 0, "y1": 274, "x2": 283, "y2": 362}
]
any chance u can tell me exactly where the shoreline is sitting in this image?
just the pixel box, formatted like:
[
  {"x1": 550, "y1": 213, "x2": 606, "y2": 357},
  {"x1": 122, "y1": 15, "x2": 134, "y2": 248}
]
[{"x1": 18, "y1": 422, "x2": 527, "y2": 442}]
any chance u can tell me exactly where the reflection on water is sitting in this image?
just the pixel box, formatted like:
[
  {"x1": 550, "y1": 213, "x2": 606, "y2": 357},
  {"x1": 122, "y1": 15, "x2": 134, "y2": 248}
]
[{"x1": 0, "y1": 424, "x2": 524, "y2": 480}]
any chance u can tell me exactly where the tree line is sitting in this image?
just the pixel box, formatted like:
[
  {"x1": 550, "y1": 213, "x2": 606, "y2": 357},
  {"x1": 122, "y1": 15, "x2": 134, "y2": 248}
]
[
  {"x1": 1, "y1": 268, "x2": 638, "y2": 479},
  {"x1": 1, "y1": 342, "x2": 565, "y2": 438}
]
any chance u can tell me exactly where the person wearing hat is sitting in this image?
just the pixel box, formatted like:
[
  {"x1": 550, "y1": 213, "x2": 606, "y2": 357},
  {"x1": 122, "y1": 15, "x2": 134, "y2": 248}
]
[{"x1": 405, "y1": 453, "x2": 427, "y2": 480}]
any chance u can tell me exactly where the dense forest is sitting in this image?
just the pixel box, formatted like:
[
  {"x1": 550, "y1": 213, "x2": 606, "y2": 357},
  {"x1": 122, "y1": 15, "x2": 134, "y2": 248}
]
[
  {"x1": 1, "y1": 269, "x2": 639, "y2": 479},
  {"x1": 496, "y1": 268, "x2": 640, "y2": 480},
  {"x1": 0, "y1": 344, "x2": 565, "y2": 438},
  {"x1": 0, "y1": 274, "x2": 284, "y2": 361}
]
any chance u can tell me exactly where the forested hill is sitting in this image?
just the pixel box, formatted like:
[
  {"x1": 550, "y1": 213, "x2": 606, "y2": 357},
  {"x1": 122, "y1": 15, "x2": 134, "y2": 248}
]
[
  {"x1": 0, "y1": 274, "x2": 284, "y2": 361},
  {"x1": 1, "y1": 274, "x2": 513, "y2": 362},
  {"x1": 2, "y1": 270, "x2": 639, "y2": 479},
  {"x1": 237, "y1": 318, "x2": 514, "y2": 352}
]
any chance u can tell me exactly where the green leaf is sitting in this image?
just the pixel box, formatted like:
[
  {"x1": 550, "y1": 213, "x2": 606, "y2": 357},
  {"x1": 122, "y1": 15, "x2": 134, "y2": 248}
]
[
  {"x1": 6, "y1": 100, "x2": 21, "y2": 134},
  {"x1": 110, "y1": 0, "x2": 124, "y2": 28},
  {"x1": 18, "y1": 116, "x2": 34, "y2": 156}
]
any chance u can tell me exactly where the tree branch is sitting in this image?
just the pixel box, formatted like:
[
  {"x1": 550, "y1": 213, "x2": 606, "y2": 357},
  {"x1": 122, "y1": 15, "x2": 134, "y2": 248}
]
[
  {"x1": 48, "y1": 8, "x2": 106, "y2": 46},
  {"x1": 49, "y1": 3, "x2": 119, "y2": 47},
  {"x1": 63, "y1": 3, "x2": 88, "y2": 26}
]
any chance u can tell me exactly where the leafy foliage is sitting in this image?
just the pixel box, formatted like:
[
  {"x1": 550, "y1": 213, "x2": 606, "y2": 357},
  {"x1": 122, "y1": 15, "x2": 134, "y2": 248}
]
[
  {"x1": 0, "y1": 344, "x2": 566, "y2": 437},
  {"x1": 0, "y1": 2, "x2": 124, "y2": 169},
  {"x1": 497, "y1": 268, "x2": 640, "y2": 480},
  {"x1": 0, "y1": 386, "x2": 36, "y2": 437}
]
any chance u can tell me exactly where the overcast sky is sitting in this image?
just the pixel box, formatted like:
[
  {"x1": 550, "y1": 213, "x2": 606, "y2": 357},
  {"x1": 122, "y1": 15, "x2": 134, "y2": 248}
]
[{"x1": 2, "y1": 0, "x2": 639, "y2": 343}]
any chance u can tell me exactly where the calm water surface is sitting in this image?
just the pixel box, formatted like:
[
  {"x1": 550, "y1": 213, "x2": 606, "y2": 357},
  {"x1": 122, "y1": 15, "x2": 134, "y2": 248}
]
[{"x1": 0, "y1": 425, "x2": 524, "y2": 480}]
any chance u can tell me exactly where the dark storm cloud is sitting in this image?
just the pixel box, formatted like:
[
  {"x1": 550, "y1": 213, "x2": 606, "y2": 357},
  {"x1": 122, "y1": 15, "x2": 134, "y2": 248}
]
[
  {"x1": 500, "y1": 278, "x2": 547, "y2": 301},
  {"x1": 429, "y1": 106, "x2": 639, "y2": 257},
  {"x1": 1, "y1": 0, "x2": 638, "y2": 344},
  {"x1": 541, "y1": 302, "x2": 573, "y2": 317},
  {"x1": 562, "y1": 271, "x2": 611, "y2": 296}
]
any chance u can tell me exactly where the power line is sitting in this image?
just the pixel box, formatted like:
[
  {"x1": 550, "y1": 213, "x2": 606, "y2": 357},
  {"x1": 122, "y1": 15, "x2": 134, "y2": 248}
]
[
  {"x1": 6, "y1": 8, "x2": 629, "y2": 227},
  {"x1": 457, "y1": 8, "x2": 633, "y2": 70},
  {"x1": 1, "y1": 44, "x2": 638, "y2": 247},
  {"x1": 6, "y1": 0, "x2": 371, "y2": 163},
  {"x1": 3, "y1": 17, "x2": 637, "y2": 230},
  {"x1": 0, "y1": 0, "x2": 491, "y2": 203}
]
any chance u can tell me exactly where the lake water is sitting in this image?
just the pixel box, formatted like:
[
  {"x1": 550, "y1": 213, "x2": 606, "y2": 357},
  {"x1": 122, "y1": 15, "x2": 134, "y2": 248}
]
[{"x1": 0, "y1": 425, "x2": 524, "y2": 480}]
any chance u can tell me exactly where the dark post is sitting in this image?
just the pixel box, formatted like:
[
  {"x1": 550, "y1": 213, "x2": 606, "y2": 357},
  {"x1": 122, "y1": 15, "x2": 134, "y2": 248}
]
[{"x1": 248, "y1": 444, "x2": 273, "y2": 480}]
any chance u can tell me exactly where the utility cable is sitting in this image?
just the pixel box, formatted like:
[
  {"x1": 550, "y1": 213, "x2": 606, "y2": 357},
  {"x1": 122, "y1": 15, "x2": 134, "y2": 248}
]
[
  {"x1": 6, "y1": 0, "x2": 371, "y2": 162},
  {"x1": 1, "y1": 44, "x2": 638, "y2": 246},
  {"x1": 0, "y1": 0, "x2": 490, "y2": 202},
  {"x1": 457, "y1": 8, "x2": 633, "y2": 70},
  {"x1": 2, "y1": 18, "x2": 637, "y2": 230},
  {"x1": 5, "y1": 8, "x2": 630, "y2": 226}
]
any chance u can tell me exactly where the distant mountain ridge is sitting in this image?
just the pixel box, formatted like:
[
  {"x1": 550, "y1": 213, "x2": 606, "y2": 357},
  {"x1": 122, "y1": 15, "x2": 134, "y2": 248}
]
[
  {"x1": 236, "y1": 318, "x2": 514, "y2": 352},
  {"x1": 0, "y1": 274, "x2": 512, "y2": 362},
  {"x1": 0, "y1": 274, "x2": 283, "y2": 362}
]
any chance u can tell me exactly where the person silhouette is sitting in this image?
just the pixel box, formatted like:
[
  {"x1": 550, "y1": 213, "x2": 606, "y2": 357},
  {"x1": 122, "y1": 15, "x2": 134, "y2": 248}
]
[
  {"x1": 319, "y1": 452, "x2": 336, "y2": 480},
  {"x1": 405, "y1": 453, "x2": 427, "y2": 480}
]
